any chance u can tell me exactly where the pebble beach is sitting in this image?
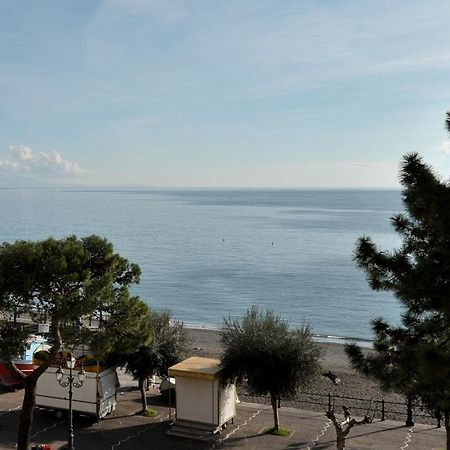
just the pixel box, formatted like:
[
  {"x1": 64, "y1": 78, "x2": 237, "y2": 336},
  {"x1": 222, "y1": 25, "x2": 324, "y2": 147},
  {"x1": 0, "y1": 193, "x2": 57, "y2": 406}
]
[{"x1": 186, "y1": 327, "x2": 433, "y2": 425}]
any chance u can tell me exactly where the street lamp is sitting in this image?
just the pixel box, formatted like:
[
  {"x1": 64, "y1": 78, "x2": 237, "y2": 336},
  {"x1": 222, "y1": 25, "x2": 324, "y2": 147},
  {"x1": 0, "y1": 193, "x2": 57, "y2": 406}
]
[{"x1": 56, "y1": 352, "x2": 86, "y2": 450}]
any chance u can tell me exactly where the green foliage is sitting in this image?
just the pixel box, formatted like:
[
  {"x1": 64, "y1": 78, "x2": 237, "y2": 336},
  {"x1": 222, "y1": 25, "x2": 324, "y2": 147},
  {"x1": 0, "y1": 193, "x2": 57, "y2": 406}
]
[
  {"x1": 221, "y1": 307, "x2": 321, "y2": 431},
  {"x1": 117, "y1": 309, "x2": 189, "y2": 386},
  {"x1": 345, "y1": 321, "x2": 421, "y2": 397},
  {"x1": 147, "y1": 309, "x2": 189, "y2": 373},
  {"x1": 346, "y1": 134, "x2": 450, "y2": 432},
  {"x1": 220, "y1": 306, "x2": 321, "y2": 398},
  {"x1": 89, "y1": 294, "x2": 152, "y2": 356},
  {"x1": 0, "y1": 235, "x2": 144, "y2": 450},
  {"x1": 354, "y1": 153, "x2": 450, "y2": 319},
  {"x1": 0, "y1": 321, "x2": 30, "y2": 362},
  {"x1": 0, "y1": 235, "x2": 143, "y2": 357},
  {"x1": 262, "y1": 426, "x2": 291, "y2": 437},
  {"x1": 142, "y1": 408, "x2": 158, "y2": 417}
]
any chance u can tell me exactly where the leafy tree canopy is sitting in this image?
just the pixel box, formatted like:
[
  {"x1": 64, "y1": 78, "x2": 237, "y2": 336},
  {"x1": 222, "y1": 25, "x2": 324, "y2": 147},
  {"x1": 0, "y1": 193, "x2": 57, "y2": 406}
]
[
  {"x1": 111, "y1": 309, "x2": 189, "y2": 413},
  {"x1": 220, "y1": 306, "x2": 321, "y2": 430},
  {"x1": 120, "y1": 309, "x2": 189, "y2": 381},
  {"x1": 0, "y1": 235, "x2": 147, "y2": 450}
]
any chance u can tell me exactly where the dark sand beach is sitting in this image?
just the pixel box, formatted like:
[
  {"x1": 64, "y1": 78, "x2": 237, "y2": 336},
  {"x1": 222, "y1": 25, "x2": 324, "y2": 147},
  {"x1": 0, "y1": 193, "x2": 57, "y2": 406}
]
[
  {"x1": 186, "y1": 327, "x2": 433, "y2": 425},
  {"x1": 187, "y1": 326, "x2": 369, "y2": 373}
]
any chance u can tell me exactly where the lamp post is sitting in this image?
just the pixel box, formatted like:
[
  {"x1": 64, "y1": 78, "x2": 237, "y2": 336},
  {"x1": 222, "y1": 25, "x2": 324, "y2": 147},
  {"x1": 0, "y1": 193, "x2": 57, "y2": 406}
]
[{"x1": 56, "y1": 352, "x2": 86, "y2": 450}]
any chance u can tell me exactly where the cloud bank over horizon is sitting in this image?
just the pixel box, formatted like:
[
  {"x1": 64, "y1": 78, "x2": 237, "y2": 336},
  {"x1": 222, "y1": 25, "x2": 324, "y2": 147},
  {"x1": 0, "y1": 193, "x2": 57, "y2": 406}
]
[{"x1": 0, "y1": 146, "x2": 84, "y2": 181}]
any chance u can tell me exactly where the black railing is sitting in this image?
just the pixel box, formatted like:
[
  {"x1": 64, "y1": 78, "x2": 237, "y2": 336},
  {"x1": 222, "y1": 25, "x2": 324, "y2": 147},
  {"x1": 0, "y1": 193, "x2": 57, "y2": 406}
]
[
  {"x1": 239, "y1": 391, "x2": 440, "y2": 426},
  {"x1": 297, "y1": 391, "x2": 437, "y2": 426}
]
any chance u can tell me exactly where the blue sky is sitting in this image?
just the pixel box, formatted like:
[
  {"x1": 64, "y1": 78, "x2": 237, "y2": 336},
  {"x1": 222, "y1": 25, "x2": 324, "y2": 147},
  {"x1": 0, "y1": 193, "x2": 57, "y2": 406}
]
[{"x1": 1, "y1": 0, "x2": 450, "y2": 187}]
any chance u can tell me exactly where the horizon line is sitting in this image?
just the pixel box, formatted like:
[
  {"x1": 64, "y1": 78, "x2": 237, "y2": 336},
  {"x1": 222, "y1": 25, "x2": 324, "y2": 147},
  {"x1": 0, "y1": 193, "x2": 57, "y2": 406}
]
[{"x1": 0, "y1": 185, "x2": 402, "y2": 190}]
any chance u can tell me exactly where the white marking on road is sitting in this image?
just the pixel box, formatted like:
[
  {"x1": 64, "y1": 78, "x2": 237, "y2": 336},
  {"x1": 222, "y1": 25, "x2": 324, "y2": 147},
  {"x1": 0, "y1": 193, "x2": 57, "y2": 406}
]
[
  {"x1": 210, "y1": 409, "x2": 263, "y2": 448},
  {"x1": 110, "y1": 413, "x2": 170, "y2": 449},
  {"x1": 303, "y1": 418, "x2": 331, "y2": 449},
  {"x1": 400, "y1": 426, "x2": 414, "y2": 450},
  {"x1": 30, "y1": 420, "x2": 65, "y2": 438}
]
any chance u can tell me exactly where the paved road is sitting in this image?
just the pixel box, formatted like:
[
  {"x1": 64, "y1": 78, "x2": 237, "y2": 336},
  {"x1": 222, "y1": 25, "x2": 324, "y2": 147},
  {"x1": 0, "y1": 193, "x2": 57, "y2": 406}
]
[{"x1": 0, "y1": 374, "x2": 446, "y2": 450}]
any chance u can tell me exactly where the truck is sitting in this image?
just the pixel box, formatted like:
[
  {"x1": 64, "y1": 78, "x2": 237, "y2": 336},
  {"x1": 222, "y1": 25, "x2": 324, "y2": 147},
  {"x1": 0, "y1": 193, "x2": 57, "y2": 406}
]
[{"x1": 34, "y1": 351, "x2": 119, "y2": 419}]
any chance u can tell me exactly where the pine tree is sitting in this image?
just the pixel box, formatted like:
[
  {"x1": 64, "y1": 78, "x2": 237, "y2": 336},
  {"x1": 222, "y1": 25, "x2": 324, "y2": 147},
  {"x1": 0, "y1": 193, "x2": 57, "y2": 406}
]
[
  {"x1": 345, "y1": 113, "x2": 450, "y2": 450},
  {"x1": 0, "y1": 235, "x2": 147, "y2": 450}
]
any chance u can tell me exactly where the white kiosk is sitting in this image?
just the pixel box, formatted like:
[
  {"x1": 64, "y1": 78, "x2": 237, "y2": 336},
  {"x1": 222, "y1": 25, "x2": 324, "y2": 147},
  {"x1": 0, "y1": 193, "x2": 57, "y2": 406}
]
[{"x1": 167, "y1": 357, "x2": 236, "y2": 440}]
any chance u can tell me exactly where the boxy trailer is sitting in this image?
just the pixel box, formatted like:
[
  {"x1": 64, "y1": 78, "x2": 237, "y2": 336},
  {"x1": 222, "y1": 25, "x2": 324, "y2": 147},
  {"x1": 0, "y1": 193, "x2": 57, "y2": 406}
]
[{"x1": 34, "y1": 352, "x2": 119, "y2": 420}]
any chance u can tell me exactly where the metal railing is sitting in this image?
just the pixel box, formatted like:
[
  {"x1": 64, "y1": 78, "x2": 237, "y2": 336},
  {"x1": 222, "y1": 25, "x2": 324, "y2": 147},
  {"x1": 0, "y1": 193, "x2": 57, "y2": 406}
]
[{"x1": 239, "y1": 390, "x2": 440, "y2": 426}]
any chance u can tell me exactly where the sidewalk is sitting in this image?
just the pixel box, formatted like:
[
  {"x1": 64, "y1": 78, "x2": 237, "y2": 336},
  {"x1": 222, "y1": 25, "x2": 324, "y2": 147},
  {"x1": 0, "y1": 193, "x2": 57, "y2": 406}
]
[{"x1": 0, "y1": 382, "x2": 446, "y2": 450}]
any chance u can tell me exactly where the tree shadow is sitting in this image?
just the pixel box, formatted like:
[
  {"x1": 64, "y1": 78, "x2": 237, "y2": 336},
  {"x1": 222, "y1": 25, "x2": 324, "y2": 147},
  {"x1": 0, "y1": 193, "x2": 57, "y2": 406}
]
[
  {"x1": 2, "y1": 409, "x2": 212, "y2": 450},
  {"x1": 79, "y1": 421, "x2": 212, "y2": 450},
  {"x1": 344, "y1": 423, "x2": 411, "y2": 441}
]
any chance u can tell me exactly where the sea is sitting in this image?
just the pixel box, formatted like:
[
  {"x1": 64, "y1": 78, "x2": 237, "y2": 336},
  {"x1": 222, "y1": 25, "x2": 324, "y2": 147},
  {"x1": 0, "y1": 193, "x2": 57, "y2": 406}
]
[{"x1": 0, "y1": 188, "x2": 404, "y2": 344}]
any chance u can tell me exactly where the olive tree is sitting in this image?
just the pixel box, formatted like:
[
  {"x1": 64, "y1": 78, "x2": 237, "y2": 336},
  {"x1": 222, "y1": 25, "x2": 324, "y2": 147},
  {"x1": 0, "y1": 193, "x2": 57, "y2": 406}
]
[{"x1": 220, "y1": 306, "x2": 321, "y2": 431}]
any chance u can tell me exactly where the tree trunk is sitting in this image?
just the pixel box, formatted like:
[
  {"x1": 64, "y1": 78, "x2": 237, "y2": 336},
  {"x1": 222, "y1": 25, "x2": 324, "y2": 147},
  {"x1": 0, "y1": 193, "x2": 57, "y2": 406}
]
[
  {"x1": 270, "y1": 392, "x2": 279, "y2": 431},
  {"x1": 445, "y1": 410, "x2": 450, "y2": 450},
  {"x1": 139, "y1": 378, "x2": 147, "y2": 413},
  {"x1": 11, "y1": 319, "x2": 62, "y2": 450},
  {"x1": 405, "y1": 396, "x2": 414, "y2": 427},
  {"x1": 17, "y1": 376, "x2": 37, "y2": 450},
  {"x1": 336, "y1": 432, "x2": 346, "y2": 450}
]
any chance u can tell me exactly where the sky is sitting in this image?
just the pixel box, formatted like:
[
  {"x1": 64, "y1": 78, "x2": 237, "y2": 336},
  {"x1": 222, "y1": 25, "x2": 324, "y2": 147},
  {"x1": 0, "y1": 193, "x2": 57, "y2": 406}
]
[{"x1": 1, "y1": 0, "x2": 450, "y2": 188}]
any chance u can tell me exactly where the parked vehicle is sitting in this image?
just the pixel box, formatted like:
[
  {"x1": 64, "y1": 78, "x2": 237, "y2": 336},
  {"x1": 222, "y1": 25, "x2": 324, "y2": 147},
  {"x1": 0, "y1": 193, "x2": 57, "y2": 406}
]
[
  {"x1": 34, "y1": 351, "x2": 119, "y2": 419},
  {"x1": 159, "y1": 376, "x2": 176, "y2": 398}
]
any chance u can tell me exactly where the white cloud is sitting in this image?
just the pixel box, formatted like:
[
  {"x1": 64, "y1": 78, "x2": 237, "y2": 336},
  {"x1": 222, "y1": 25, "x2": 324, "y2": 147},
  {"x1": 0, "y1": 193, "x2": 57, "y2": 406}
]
[
  {"x1": 0, "y1": 145, "x2": 83, "y2": 178},
  {"x1": 440, "y1": 141, "x2": 450, "y2": 156}
]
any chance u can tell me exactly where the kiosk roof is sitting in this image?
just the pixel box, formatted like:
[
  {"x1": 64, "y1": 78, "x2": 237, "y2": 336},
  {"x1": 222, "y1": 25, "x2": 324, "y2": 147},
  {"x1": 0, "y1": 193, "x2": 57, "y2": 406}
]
[{"x1": 168, "y1": 357, "x2": 222, "y2": 381}]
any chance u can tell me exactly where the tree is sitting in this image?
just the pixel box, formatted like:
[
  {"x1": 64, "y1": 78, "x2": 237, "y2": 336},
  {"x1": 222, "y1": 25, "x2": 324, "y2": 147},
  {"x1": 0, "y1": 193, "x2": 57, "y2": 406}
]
[
  {"x1": 345, "y1": 320, "x2": 419, "y2": 426},
  {"x1": 220, "y1": 306, "x2": 321, "y2": 431},
  {"x1": 327, "y1": 406, "x2": 372, "y2": 450},
  {"x1": 112, "y1": 309, "x2": 189, "y2": 413},
  {"x1": 345, "y1": 120, "x2": 450, "y2": 449},
  {"x1": 321, "y1": 372, "x2": 374, "y2": 449},
  {"x1": 89, "y1": 293, "x2": 152, "y2": 356},
  {"x1": 0, "y1": 235, "x2": 146, "y2": 450}
]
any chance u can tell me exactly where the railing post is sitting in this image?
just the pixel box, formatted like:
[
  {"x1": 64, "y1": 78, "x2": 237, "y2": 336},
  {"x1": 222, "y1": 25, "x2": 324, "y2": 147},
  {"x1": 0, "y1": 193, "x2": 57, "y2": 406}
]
[
  {"x1": 328, "y1": 392, "x2": 332, "y2": 412},
  {"x1": 381, "y1": 398, "x2": 385, "y2": 421}
]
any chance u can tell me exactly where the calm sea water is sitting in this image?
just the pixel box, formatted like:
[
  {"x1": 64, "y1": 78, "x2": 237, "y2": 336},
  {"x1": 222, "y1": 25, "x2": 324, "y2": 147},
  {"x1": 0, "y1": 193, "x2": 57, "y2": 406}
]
[{"x1": 0, "y1": 188, "x2": 403, "y2": 342}]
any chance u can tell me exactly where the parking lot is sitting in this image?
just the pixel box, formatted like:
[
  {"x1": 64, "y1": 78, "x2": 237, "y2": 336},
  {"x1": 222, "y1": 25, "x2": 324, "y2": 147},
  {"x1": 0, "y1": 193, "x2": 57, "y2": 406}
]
[{"x1": 0, "y1": 374, "x2": 447, "y2": 450}]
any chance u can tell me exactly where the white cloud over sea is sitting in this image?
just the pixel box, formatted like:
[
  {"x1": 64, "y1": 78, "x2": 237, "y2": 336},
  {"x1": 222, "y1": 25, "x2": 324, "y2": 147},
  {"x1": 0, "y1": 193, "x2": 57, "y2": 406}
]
[{"x1": 0, "y1": 146, "x2": 83, "y2": 179}]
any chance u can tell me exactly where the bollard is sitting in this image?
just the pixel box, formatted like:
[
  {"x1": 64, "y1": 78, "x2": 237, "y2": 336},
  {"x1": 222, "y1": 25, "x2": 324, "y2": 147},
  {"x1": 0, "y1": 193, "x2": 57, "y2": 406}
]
[
  {"x1": 381, "y1": 398, "x2": 385, "y2": 421},
  {"x1": 328, "y1": 392, "x2": 332, "y2": 412}
]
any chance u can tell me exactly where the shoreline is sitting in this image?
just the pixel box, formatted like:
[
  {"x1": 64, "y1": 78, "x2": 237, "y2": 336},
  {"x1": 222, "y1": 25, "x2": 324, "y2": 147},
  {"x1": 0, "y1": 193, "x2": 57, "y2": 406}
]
[
  {"x1": 186, "y1": 326, "x2": 368, "y2": 373},
  {"x1": 184, "y1": 324, "x2": 373, "y2": 348}
]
